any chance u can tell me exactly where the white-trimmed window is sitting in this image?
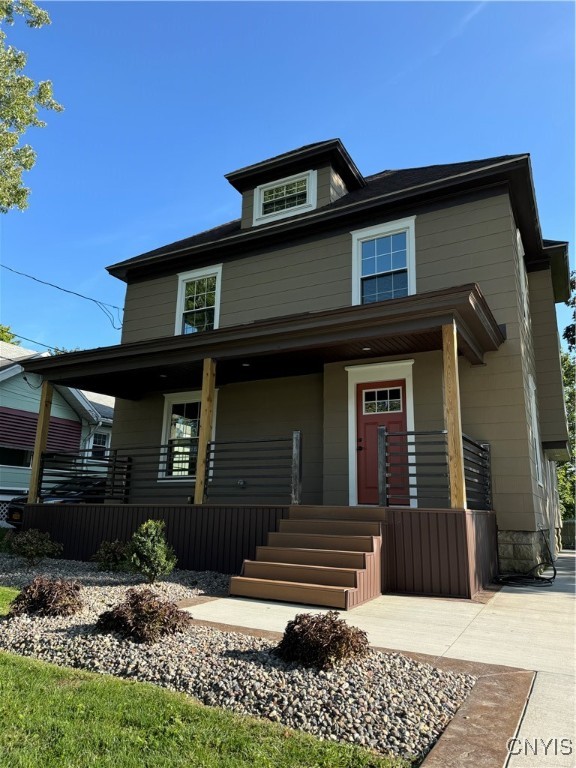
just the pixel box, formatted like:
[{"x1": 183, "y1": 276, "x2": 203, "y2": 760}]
[
  {"x1": 516, "y1": 229, "x2": 530, "y2": 322},
  {"x1": 175, "y1": 265, "x2": 222, "y2": 336},
  {"x1": 528, "y1": 375, "x2": 543, "y2": 486},
  {"x1": 161, "y1": 393, "x2": 201, "y2": 478},
  {"x1": 90, "y1": 432, "x2": 109, "y2": 459},
  {"x1": 253, "y1": 170, "x2": 317, "y2": 226},
  {"x1": 351, "y1": 218, "x2": 416, "y2": 305}
]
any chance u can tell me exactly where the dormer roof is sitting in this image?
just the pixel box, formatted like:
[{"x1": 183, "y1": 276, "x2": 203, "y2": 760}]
[{"x1": 224, "y1": 139, "x2": 365, "y2": 193}]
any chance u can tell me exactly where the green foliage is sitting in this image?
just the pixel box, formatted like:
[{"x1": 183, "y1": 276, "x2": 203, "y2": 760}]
[
  {"x1": 128, "y1": 519, "x2": 177, "y2": 583},
  {"x1": 0, "y1": 527, "x2": 15, "y2": 552},
  {"x1": 0, "y1": 654, "x2": 406, "y2": 768},
  {"x1": 557, "y1": 350, "x2": 575, "y2": 520},
  {"x1": 48, "y1": 345, "x2": 81, "y2": 355},
  {"x1": 0, "y1": 0, "x2": 63, "y2": 212},
  {"x1": 0, "y1": 585, "x2": 19, "y2": 615},
  {"x1": 0, "y1": 323, "x2": 19, "y2": 343},
  {"x1": 275, "y1": 611, "x2": 370, "y2": 671},
  {"x1": 8, "y1": 575, "x2": 82, "y2": 617},
  {"x1": 91, "y1": 539, "x2": 130, "y2": 572},
  {"x1": 96, "y1": 588, "x2": 192, "y2": 644},
  {"x1": 562, "y1": 271, "x2": 575, "y2": 353},
  {"x1": 9, "y1": 527, "x2": 63, "y2": 565}
]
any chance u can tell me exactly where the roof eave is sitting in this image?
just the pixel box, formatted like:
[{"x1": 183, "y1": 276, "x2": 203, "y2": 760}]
[{"x1": 107, "y1": 156, "x2": 534, "y2": 283}]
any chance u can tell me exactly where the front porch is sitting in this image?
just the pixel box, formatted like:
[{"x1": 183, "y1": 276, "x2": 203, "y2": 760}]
[
  {"x1": 21, "y1": 502, "x2": 497, "y2": 602},
  {"x1": 18, "y1": 283, "x2": 504, "y2": 605}
]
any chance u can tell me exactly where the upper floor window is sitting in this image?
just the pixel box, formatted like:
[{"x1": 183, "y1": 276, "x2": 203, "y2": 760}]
[
  {"x1": 253, "y1": 170, "x2": 317, "y2": 226},
  {"x1": 351, "y1": 218, "x2": 416, "y2": 306},
  {"x1": 175, "y1": 265, "x2": 222, "y2": 336}
]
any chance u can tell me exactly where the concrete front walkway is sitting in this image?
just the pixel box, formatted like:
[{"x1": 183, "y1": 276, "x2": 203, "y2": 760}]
[{"x1": 191, "y1": 552, "x2": 575, "y2": 767}]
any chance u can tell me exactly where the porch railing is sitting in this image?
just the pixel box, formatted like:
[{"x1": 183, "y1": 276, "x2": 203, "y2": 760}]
[
  {"x1": 204, "y1": 432, "x2": 302, "y2": 504},
  {"x1": 36, "y1": 431, "x2": 303, "y2": 505},
  {"x1": 377, "y1": 428, "x2": 492, "y2": 510}
]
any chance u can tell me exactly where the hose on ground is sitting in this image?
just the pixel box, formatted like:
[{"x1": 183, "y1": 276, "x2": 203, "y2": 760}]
[{"x1": 495, "y1": 528, "x2": 557, "y2": 586}]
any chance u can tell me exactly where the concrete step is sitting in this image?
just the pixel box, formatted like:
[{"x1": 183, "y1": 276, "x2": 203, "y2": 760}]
[
  {"x1": 256, "y1": 546, "x2": 368, "y2": 569},
  {"x1": 279, "y1": 518, "x2": 382, "y2": 537},
  {"x1": 267, "y1": 531, "x2": 376, "y2": 552},
  {"x1": 289, "y1": 505, "x2": 388, "y2": 522},
  {"x1": 229, "y1": 576, "x2": 349, "y2": 609},
  {"x1": 242, "y1": 560, "x2": 359, "y2": 587}
]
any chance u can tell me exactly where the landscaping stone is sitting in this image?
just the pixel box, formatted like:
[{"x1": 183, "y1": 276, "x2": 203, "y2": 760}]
[{"x1": 0, "y1": 553, "x2": 475, "y2": 761}]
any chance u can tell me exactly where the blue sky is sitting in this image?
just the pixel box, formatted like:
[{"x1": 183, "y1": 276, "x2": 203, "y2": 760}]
[{"x1": 0, "y1": 1, "x2": 574, "y2": 352}]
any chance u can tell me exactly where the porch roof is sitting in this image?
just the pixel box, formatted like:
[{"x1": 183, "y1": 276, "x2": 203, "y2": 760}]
[{"x1": 22, "y1": 284, "x2": 505, "y2": 399}]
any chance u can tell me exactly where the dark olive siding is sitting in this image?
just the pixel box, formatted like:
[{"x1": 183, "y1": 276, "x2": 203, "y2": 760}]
[
  {"x1": 111, "y1": 375, "x2": 324, "y2": 506},
  {"x1": 121, "y1": 190, "x2": 518, "y2": 345},
  {"x1": 240, "y1": 189, "x2": 254, "y2": 229},
  {"x1": 214, "y1": 374, "x2": 323, "y2": 505},
  {"x1": 529, "y1": 269, "x2": 569, "y2": 445},
  {"x1": 115, "y1": 189, "x2": 551, "y2": 531}
]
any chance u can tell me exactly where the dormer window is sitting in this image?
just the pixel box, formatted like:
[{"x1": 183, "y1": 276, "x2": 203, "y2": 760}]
[{"x1": 253, "y1": 170, "x2": 317, "y2": 226}]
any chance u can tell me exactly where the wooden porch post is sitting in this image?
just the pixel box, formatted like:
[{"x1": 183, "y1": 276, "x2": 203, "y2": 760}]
[
  {"x1": 28, "y1": 380, "x2": 54, "y2": 504},
  {"x1": 442, "y1": 322, "x2": 467, "y2": 509},
  {"x1": 194, "y1": 357, "x2": 216, "y2": 504}
]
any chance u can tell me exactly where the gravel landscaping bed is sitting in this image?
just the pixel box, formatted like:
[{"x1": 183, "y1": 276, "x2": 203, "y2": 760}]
[{"x1": 0, "y1": 554, "x2": 475, "y2": 761}]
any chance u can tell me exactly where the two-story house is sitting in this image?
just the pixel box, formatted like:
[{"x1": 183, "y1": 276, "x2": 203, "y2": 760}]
[{"x1": 21, "y1": 140, "x2": 569, "y2": 605}]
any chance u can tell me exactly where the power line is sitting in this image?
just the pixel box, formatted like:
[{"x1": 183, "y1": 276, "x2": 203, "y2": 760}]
[
  {"x1": 9, "y1": 333, "x2": 63, "y2": 351},
  {"x1": 1, "y1": 263, "x2": 123, "y2": 329}
]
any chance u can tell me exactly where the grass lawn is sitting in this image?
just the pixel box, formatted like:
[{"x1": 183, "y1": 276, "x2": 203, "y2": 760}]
[
  {"x1": 0, "y1": 587, "x2": 410, "y2": 768},
  {"x1": 0, "y1": 585, "x2": 19, "y2": 614}
]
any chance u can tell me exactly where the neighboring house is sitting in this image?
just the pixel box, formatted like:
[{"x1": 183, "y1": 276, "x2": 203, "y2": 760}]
[
  {"x1": 0, "y1": 342, "x2": 114, "y2": 520},
  {"x1": 22, "y1": 139, "x2": 570, "y2": 580}
]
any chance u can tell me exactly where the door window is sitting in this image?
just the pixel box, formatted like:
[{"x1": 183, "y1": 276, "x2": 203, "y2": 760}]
[{"x1": 362, "y1": 388, "x2": 403, "y2": 414}]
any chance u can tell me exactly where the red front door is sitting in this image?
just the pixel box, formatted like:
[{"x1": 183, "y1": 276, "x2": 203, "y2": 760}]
[{"x1": 356, "y1": 379, "x2": 408, "y2": 505}]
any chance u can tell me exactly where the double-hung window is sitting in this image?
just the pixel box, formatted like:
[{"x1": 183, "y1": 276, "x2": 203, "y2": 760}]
[
  {"x1": 161, "y1": 394, "x2": 201, "y2": 478},
  {"x1": 175, "y1": 265, "x2": 222, "y2": 336},
  {"x1": 351, "y1": 218, "x2": 416, "y2": 305},
  {"x1": 90, "y1": 432, "x2": 109, "y2": 459},
  {"x1": 253, "y1": 170, "x2": 317, "y2": 225}
]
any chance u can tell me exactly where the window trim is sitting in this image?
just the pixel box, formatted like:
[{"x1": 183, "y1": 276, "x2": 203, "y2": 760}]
[
  {"x1": 351, "y1": 217, "x2": 416, "y2": 306},
  {"x1": 174, "y1": 264, "x2": 223, "y2": 336},
  {"x1": 252, "y1": 170, "x2": 318, "y2": 226},
  {"x1": 160, "y1": 390, "x2": 218, "y2": 482},
  {"x1": 516, "y1": 229, "x2": 530, "y2": 322},
  {"x1": 89, "y1": 431, "x2": 110, "y2": 459},
  {"x1": 528, "y1": 375, "x2": 544, "y2": 487}
]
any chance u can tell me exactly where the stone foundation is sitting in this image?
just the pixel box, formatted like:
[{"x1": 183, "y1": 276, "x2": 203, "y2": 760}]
[{"x1": 497, "y1": 529, "x2": 550, "y2": 574}]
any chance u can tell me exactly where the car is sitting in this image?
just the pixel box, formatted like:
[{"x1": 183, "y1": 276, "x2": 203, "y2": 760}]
[{"x1": 6, "y1": 477, "x2": 107, "y2": 528}]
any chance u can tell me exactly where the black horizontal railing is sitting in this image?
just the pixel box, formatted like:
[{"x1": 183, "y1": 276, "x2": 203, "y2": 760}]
[
  {"x1": 377, "y1": 429, "x2": 449, "y2": 507},
  {"x1": 37, "y1": 431, "x2": 303, "y2": 505},
  {"x1": 377, "y1": 428, "x2": 492, "y2": 510},
  {"x1": 204, "y1": 432, "x2": 302, "y2": 504},
  {"x1": 462, "y1": 434, "x2": 492, "y2": 511}
]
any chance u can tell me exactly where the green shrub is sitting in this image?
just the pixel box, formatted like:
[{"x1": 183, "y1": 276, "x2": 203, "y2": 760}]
[
  {"x1": 10, "y1": 528, "x2": 63, "y2": 566},
  {"x1": 8, "y1": 576, "x2": 82, "y2": 617},
  {"x1": 96, "y1": 588, "x2": 192, "y2": 643},
  {"x1": 92, "y1": 539, "x2": 130, "y2": 572},
  {"x1": 0, "y1": 528, "x2": 15, "y2": 553},
  {"x1": 275, "y1": 611, "x2": 370, "y2": 671},
  {"x1": 128, "y1": 520, "x2": 177, "y2": 583}
]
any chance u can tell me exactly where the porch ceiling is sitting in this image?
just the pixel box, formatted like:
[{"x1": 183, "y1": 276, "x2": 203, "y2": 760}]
[{"x1": 22, "y1": 284, "x2": 505, "y2": 399}]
